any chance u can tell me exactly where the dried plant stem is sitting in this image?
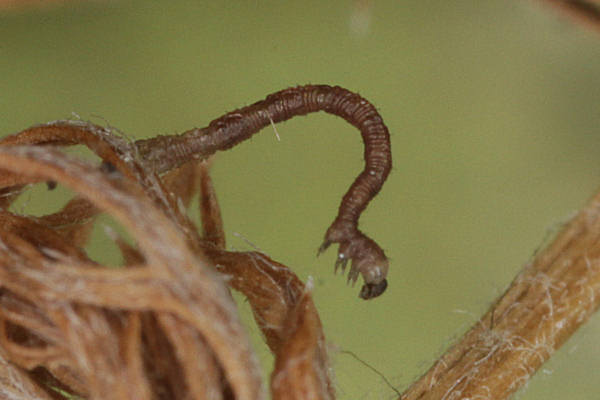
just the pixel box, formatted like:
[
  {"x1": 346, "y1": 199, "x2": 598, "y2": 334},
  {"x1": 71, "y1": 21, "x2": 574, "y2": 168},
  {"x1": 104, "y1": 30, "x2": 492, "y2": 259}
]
[{"x1": 400, "y1": 190, "x2": 600, "y2": 399}]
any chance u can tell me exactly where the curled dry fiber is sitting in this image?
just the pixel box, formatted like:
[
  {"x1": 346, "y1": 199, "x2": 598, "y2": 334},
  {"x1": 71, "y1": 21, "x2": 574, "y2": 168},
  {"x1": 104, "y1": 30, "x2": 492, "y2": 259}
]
[{"x1": 0, "y1": 118, "x2": 335, "y2": 400}]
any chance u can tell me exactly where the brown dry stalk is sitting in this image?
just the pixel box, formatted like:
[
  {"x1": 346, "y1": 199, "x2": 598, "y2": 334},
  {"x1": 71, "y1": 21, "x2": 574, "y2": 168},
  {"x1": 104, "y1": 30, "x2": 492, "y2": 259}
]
[
  {"x1": 400, "y1": 189, "x2": 600, "y2": 399},
  {"x1": 197, "y1": 158, "x2": 334, "y2": 398},
  {"x1": 270, "y1": 290, "x2": 331, "y2": 400}
]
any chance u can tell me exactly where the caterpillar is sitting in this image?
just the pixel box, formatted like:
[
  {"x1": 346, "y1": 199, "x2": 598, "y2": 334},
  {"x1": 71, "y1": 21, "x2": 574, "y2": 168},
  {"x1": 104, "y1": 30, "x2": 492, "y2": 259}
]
[{"x1": 135, "y1": 85, "x2": 392, "y2": 299}]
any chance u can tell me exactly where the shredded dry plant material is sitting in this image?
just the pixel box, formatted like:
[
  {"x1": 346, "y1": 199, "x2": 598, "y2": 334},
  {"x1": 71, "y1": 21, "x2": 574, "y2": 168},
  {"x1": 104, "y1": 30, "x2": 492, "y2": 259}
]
[{"x1": 0, "y1": 85, "x2": 390, "y2": 399}]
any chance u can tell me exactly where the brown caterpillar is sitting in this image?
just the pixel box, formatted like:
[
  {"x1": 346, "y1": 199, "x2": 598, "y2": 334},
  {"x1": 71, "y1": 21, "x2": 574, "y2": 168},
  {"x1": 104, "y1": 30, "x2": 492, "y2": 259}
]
[{"x1": 135, "y1": 85, "x2": 392, "y2": 299}]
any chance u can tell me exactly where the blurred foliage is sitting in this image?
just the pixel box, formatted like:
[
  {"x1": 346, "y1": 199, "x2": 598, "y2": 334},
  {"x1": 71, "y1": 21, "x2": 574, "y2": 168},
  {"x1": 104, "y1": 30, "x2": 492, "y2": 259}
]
[{"x1": 1, "y1": 1, "x2": 600, "y2": 398}]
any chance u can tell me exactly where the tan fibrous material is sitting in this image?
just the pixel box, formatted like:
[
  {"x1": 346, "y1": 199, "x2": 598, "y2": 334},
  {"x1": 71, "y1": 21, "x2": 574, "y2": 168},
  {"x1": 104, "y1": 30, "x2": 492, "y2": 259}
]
[{"x1": 0, "y1": 115, "x2": 336, "y2": 399}]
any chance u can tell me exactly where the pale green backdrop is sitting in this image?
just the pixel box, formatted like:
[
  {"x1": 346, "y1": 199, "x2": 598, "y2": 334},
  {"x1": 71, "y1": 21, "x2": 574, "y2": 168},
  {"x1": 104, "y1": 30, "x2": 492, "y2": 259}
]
[{"x1": 2, "y1": 1, "x2": 600, "y2": 399}]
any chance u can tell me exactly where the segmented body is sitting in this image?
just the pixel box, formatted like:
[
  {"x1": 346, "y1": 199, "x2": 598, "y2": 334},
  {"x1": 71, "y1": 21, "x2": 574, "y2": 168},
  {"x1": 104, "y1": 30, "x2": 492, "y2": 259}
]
[{"x1": 135, "y1": 85, "x2": 392, "y2": 299}]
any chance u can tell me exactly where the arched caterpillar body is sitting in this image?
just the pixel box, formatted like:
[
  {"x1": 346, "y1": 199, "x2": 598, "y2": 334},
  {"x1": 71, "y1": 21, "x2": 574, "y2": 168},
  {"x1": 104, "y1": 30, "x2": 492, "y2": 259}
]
[{"x1": 135, "y1": 85, "x2": 392, "y2": 299}]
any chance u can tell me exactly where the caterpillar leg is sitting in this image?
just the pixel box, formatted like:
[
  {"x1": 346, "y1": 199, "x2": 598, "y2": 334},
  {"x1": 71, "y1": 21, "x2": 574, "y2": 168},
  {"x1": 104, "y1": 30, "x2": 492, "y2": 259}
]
[{"x1": 318, "y1": 223, "x2": 389, "y2": 300}]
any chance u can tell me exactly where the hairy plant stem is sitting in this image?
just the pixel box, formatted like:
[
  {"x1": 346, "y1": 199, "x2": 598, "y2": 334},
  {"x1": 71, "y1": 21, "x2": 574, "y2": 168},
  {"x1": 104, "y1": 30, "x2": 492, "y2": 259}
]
[{"x1": 400, "y1": 189, "x2": 600, "y2": 399}]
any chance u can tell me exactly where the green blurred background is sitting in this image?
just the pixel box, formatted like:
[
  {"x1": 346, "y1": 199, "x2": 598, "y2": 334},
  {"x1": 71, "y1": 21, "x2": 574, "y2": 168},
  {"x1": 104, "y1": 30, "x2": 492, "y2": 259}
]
[{"x1": 2, "y1": 1, "x2": 600, "y2": 398}]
